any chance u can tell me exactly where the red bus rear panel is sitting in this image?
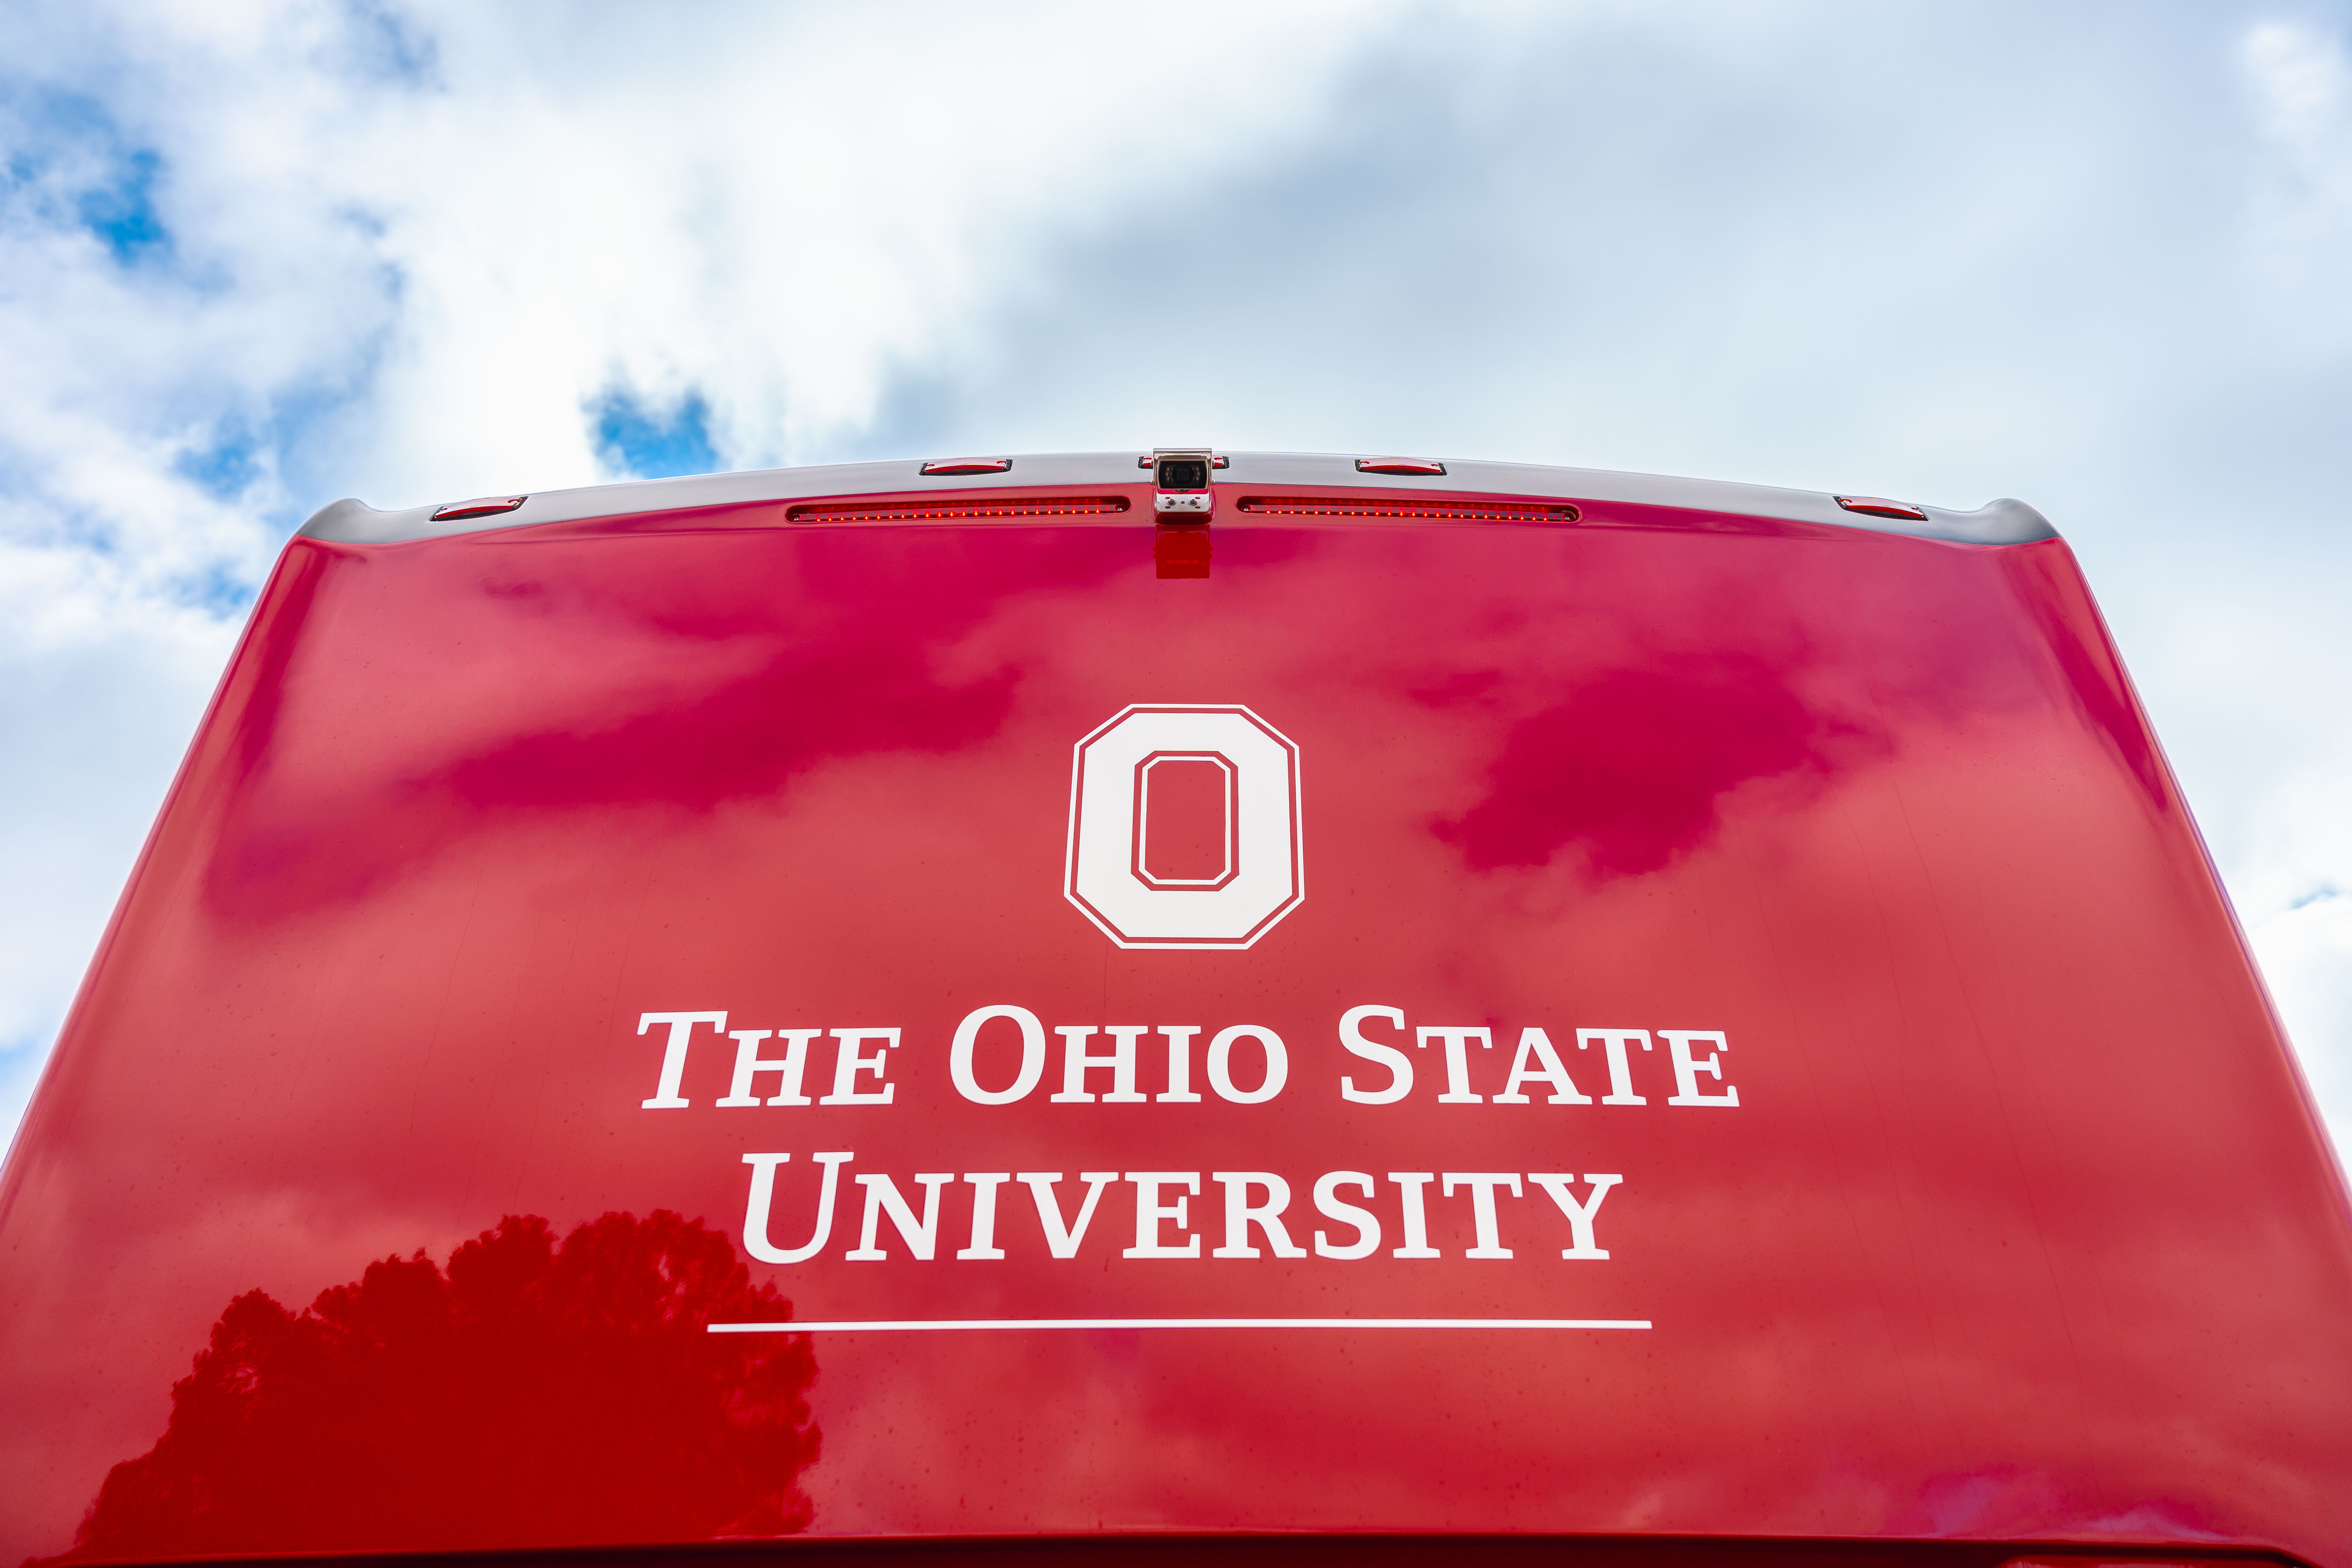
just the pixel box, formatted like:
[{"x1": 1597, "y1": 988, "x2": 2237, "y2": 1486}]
[{"x1": 1, "y1": 452, "x2": 2345, "y2": 1566}]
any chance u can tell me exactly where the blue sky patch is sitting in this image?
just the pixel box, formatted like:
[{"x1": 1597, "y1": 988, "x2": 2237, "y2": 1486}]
[
  {"x1": 77, "y1": 147, "x2": 169, "y2": 264},
  {"x1": 590, "y1": 387, "x2": 722, "y2": 479},
  {"x1": 175, "y1": 431, "x2": 261, "y2": 499},
  {"x1": 0, "y1": 88, "x2": 175, "y2": 265},
  {"x1": 177, "y1": 560, "x2": 259, "y2": 621}
]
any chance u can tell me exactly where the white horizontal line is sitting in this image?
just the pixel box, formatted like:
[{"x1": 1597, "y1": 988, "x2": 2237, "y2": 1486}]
[{"x1": 708, "y1": 1317, "x2": 1650, "y2": 1333}]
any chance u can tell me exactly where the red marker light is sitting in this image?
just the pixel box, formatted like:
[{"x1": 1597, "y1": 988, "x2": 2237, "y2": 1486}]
[
  {"x1": 1356, "y1": 458, "x2": 1447, "y2": 477},
  {"x1": 920, "y1": 458, "x2": 1014, "y2": 476},
  {"x1": 429, "y1": 496, "x2": 527, "y2": 521},
  {"x1": 1835, "y1": 495, "x2": 1929, "y2": 521}
]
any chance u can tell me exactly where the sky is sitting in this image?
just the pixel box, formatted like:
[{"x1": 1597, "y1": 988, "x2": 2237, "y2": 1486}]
[{"x1": 0, "y1": 0, "x2": 2348, "y2": 1161}]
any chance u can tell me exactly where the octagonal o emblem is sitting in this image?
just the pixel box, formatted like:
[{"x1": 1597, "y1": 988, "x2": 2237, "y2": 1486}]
[{"x1": 1064, "y1": 705, "x2": 1303, "y2": 949}]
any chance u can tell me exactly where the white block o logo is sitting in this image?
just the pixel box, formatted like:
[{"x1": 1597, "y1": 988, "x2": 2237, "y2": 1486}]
[{"x1": 1064, "y1": 705, "x2": 1303, "y2": 949}]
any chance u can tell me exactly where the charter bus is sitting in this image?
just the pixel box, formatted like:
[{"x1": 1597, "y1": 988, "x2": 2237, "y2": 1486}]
[{"x1": 1, "y1": 450, "x2": 2346, "y2": 1568}]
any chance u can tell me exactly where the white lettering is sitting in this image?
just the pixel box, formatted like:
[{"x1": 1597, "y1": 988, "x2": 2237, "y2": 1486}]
[
  {"x1": 1312, "y1": 1171, "x2": 1381, "y2": 1259},
  {"x1": 741, "y1": 1150, "x2": 851, "y2": 1264},
  {"x1": 638, "y1": 1010, "x2": 726, "y2": 1108},
  {"x1": 1662, "y1": 1030, "x2": 1739, "y2": 1106},
  {"x1": 1443, "y1": 1172, "x2": 1523, "y2": 1258},
  {"x1": 822, "y1": 1028, "x2": 900, "y2": 1105},
  {"x1": 1211, "y1": 1171, "x2": 1306, "y2": 1258},
  {"x1": 716, "y1": 1029, "x2": 819, "y2": 1107},
  {"x1": 950, "y1": 1005, "x2": 1047, "y2": 1105},
  {"x1": 1418, "y1": 1026, "x2": 1493, "y2": 1102},
  {"x1": 1388, "y1": 1171, "x2": 1440, "y2": 1258},
  {"x1": 1125, "y1": 1171, "x2": 1203, "y2": 1257},
  {"x1": 1051, "y1": 1025, "x2": 1147, "y2": 1102},
  {"x1": 1019, "y1": 1171, "x2": 1119, "y2": 1258},
  {"x1": 1529, "y1": 1172, "x2": 1623, "y2": 1258},
  {"x1": 846, "y1": 1171, "x2": 952, "y2": 1259},
  {"x1": 747, "y1": 1159, "x2": 1633, "y2": 1266},
  {"x1": 1338, "y1": 1005, "x2": 1413, "y2": 1104},
  {"x1": 1492, "y1": 1027, "x2": 1592, "y2": 1105},
  {"x1": 1156, "y1": 1025, "x2": 1203, "y2": 1102},
  {"x1": 1206, "y1": 1025, "x2": 1288, "y2": 1103},
  {"x1": 1578, "y1": 1028, "x2": 1653, "y2": 1104},
  {"x1": 958, "y1": 1173, "x2": 1010, "y2": 1259}
]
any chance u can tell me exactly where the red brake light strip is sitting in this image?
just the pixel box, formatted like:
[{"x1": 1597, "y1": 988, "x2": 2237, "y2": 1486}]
[
  {"x1": 1238, "y1": 497, "x2": 1578, "y2": 523},
  {"x1": 785, "y1": 496, "x2": 1131, "y2": 523}
]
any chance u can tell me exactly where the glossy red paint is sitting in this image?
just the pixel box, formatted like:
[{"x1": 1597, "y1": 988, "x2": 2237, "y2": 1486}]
[
  {"x1": 2, "y1": 477, "x2": 2347, "y2": 1566},
  {"x1": 1151, "y1": 524, "x2": 1213, "y2": 578}
]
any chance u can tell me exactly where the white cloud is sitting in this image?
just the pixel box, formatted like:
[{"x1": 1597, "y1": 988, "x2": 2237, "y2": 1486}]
[
  {"x1": 2240, "y1": 751, "x2": 2352, "y2": 1168},
  {"x1": 2, "y1": 0, "x2": 2350, "y2": 1165},
  {"x1": 2251, "y1": 888, "x2": 2352, "y2": 1160},
  {"x1": 0, "y1": 598, "x2": 232, "y2": 1074},
  {"x1": 2244, "y1": 16, "x2": 2352, "y2": 327}
]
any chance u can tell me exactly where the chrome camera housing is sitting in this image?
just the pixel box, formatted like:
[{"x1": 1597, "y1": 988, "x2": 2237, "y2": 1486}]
[{"x1": 1151, "y1": 447, "x2": 1216, "y2": 518}]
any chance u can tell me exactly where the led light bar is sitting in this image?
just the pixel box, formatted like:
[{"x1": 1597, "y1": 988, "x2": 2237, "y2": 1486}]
[
  {"x1": 1237, "y1": 497, "x2": 1580, "y2": 523},
  {"x1": 785, "y1": 495, "x2": 1132, "y2": 523}
]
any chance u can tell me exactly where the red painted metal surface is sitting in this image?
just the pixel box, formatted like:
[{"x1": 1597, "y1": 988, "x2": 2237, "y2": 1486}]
[{"x1": 2, "y1": 480, "x2": 2347, "y2": 1565}]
